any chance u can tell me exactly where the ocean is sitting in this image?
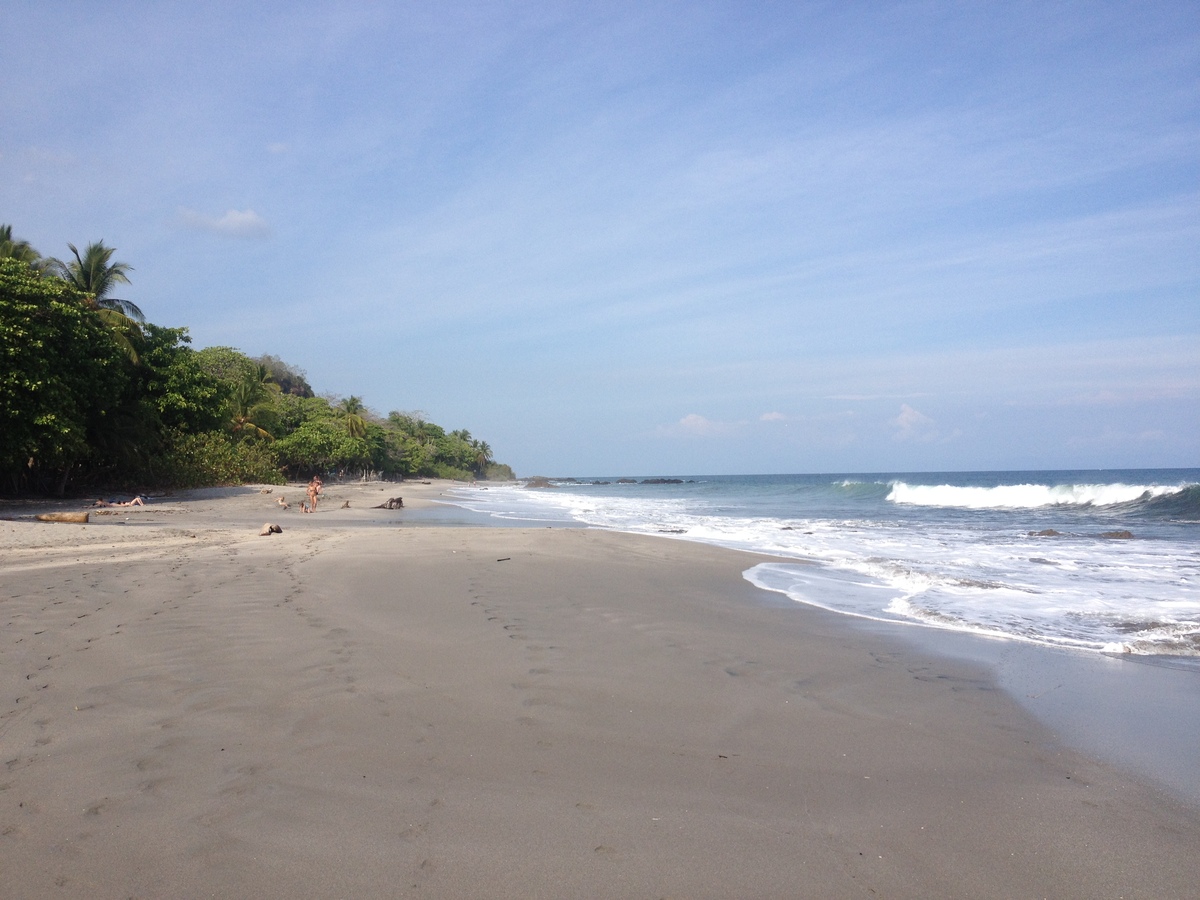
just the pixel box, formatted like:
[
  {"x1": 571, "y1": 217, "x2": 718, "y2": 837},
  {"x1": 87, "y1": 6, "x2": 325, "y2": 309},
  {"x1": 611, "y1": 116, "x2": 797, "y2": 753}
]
[{"x1": 444, "y1": 469, "x2": 1200, "y2": 666}]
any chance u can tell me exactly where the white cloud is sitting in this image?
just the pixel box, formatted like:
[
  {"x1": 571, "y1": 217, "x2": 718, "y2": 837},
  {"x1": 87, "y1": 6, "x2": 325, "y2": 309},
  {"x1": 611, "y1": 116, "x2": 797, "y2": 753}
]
[
  {"x1": 657, "y1": 413, "x2": 744, "y2": 438},
  {"x1": 892, "y1": 403, "x2": 936, "y2": 441},
  {"x1": 890, "y1": 403, "x2": 964, "y2": 445},
  {"x1": 760, "y1": 411, "x2": 786, "y2": 422},
  {"x1": 680, "y1": 413, "x2": 720, "y2": 435},
  {"x1": 177, "y1": 207, "x2": 270, "y2": 238}
]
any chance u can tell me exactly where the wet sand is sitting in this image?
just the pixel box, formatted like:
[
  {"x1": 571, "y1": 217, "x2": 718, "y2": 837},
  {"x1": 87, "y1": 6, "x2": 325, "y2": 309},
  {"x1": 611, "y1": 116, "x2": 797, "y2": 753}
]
[{"x1": 2, "y1": 483, "x2": 1198, "y2": 897}]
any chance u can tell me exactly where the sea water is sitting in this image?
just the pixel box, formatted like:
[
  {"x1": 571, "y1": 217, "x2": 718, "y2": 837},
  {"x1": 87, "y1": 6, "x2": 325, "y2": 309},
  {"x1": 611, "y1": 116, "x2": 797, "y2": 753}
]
[{"x1": 445, "y1": 470, "x2": 1200, "y2": 665}]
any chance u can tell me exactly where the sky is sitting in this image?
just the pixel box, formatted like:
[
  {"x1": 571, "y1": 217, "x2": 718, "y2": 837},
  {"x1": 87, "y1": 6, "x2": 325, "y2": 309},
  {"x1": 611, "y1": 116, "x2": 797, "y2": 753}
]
[{"x1": 3, "y1": 1, "x2": 1197, "y2": 476}]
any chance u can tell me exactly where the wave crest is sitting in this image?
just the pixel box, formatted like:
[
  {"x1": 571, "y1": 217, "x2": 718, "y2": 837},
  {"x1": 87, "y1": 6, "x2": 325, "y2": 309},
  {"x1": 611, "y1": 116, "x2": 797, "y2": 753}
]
[{"x1": 887, "y1": 481, "x2": 1191, "y2": 510}]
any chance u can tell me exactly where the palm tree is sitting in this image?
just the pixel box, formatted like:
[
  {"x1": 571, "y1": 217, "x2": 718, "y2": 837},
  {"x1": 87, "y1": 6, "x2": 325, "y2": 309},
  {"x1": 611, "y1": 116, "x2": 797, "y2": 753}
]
[
  {"x1": 473, "y1": 440, "x2": 492, "y2": 475},
  {"x1": 45, "y1": 240, "x2": 144, "y2": 363},
  {"x1": 48, "y1": 241, "x2": 144, "y2": 321},
  {"x1": 0, "y1": 224, "x2": 42, "y2": 267},
  {"x1": 228, "y1": 365, "x2": 280, "y2": 440},
  {"x1": 336, "y1": 396, "x2": 368, "y2": 439}
]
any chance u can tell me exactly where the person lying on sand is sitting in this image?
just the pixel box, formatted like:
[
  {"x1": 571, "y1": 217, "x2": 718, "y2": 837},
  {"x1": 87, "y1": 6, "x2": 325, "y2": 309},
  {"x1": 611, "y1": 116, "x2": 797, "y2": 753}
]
[
  {"x1": 93, "y1": 495, "x2": 146, "y2": 507},
  {"x1": 276, "y1": 497, "x2": 289, "y2": 509}
]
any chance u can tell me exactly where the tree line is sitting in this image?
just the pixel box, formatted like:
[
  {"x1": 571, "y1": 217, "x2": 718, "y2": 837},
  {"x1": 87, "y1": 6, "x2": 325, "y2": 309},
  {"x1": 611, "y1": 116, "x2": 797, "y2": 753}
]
[{"x1": 0, "y1": 225, "x2": 515, "y2": 495}]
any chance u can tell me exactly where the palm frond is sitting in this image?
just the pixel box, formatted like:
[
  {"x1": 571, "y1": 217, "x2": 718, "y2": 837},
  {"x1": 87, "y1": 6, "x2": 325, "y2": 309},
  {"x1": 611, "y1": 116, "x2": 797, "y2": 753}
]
[{"x1": 93, "y1": 309, "x2": 142, "y2": 364}]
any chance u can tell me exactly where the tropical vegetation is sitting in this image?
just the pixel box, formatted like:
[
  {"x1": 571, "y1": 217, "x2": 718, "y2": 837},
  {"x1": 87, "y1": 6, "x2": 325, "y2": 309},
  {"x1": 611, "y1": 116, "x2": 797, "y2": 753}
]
[{"x1": 0, "y1": 224, "x2": 515, "y2": 495}]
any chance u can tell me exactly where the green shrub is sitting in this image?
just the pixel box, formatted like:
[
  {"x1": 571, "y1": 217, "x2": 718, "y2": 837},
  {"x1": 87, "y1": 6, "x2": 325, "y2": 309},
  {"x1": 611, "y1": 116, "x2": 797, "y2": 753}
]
[
  {"x1": 427, "y1": 462, "x2": 474, "y2": 481},
  {"x1": 156, "y1": 430, "x2": 283, "y2": 488}
]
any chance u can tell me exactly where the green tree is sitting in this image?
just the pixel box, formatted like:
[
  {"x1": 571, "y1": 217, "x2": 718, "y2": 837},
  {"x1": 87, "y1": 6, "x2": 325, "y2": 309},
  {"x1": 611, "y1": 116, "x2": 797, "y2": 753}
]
[
  {"x1": 47, "y1": 241, "x2": 144, "y2": 321},
  {"x1": 0, "y1": 225, "x2": 42, "y2": 268},
  {"x1": 274, "y1": 418, "x2": 362, "y2": 478},
  {"x1": 193, "y1": 347, "x2": 281, "y2": 440},
  {"x1": 256, "y1": 354, "x2": 313, "y2": 397},
  {"x1": 229, "y1": 364, "x2": 281, "y2": 440},
  {"x1": 46, "y1": 241, "x2": 145, "y2": 362},
  {"x1": 0, "y1": 257, "x2": 127, "y2": 493},
  {"x1": 473, "y1": 440, "x2": 493, "y2": 475},
  {"x1": 87, "y1": 324, "x2": 229, "y2": 487},
  {"x1": 335, "y1": 395, "x2": 368, "y2": 439},
  {"x1": 134, "y1": 325, "x2": 225, "y2": 435},
  {"x1": 194, "y1": 345, "x2": 259, "y2": 384}
]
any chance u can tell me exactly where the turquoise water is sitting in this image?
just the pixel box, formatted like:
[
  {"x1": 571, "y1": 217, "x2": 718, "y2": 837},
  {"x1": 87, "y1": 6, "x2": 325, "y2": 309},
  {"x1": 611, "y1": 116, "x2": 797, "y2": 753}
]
[{"x1": 446, "y1": 469, "x2": 1200, "y2": 662}]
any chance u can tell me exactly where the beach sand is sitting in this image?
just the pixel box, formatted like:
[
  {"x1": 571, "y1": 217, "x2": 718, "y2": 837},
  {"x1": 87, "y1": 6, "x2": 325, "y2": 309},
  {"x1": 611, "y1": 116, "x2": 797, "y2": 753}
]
[{"x1": 2, "y1": 482, "x2": 1197, "y2": 897}]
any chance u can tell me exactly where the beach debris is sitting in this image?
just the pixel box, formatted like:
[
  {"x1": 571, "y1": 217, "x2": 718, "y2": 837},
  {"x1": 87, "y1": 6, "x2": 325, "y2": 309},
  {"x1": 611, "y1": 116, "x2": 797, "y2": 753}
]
[
  {"x1": 1101, "y1": 530, "x2": 1134, "y2": 539},
  {"x1": 373, "y1": 497, "x2": 404, "y2": 509},
  {"x1": 259, "y1": 522, "x2": 283, "y2": 536},
  {"x1": 341, "y1": 500, "x2": 351, "y2": 509},
  {"x1": 496, "y1": 557, "x2": 511, "y2": 562},
  {"x1": 36, "y1": 511, "x2": 89, "y2": 524},
  {"x1": 260, "y1": 487, "x2": 273, "y2": 494}
]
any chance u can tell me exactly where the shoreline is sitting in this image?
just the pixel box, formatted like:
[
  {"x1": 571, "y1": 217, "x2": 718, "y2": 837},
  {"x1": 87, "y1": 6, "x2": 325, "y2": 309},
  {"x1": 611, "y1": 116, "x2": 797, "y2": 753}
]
[{"x1": 2, "y1": 483, "x2": 1198, "y2": 896}]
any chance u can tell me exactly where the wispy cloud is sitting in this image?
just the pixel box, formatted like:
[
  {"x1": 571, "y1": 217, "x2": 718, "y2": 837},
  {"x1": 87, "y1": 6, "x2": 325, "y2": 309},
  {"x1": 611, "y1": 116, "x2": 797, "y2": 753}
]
[
  {"x1": 760, "y1": 411, "x2": 786, "y2": 422},
  {"x1": 659, "y1": 413, "x2": 743, "y2": 438},
  {"x1": 177, "y1": 207, "x2": 270, "y2": 238},
  {"x1": 891, "y1": 403, "x2": 964, "y2": 445},
  {"x1": 891, "y1": 403, "x2": 936, "y2": 442}
]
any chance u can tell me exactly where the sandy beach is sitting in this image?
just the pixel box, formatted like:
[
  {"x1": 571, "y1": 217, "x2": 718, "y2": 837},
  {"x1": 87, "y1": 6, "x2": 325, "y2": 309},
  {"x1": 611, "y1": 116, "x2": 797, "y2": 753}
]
[{"x1": 2, "y1": 482, "x2": 1198, "y2": 898}]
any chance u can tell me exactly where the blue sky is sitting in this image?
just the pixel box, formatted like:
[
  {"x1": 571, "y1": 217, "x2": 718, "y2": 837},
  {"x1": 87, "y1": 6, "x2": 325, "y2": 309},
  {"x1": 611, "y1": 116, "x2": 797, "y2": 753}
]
[{"x1": 3, "y1": 1, "x2": 1197, "y2": 475}]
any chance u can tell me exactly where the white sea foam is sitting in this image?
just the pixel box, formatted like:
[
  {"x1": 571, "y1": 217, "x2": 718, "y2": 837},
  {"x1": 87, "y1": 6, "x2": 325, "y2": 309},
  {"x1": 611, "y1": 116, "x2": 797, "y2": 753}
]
[{"x1": 887, "y1": 481, "x2": 1185, "y2": 509}]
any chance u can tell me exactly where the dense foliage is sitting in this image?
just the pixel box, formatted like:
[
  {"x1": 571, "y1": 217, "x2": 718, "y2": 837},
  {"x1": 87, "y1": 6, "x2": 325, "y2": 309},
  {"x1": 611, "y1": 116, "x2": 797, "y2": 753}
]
[{"x1": 0, "y1": 227, "x2": 514, "y2": 494}]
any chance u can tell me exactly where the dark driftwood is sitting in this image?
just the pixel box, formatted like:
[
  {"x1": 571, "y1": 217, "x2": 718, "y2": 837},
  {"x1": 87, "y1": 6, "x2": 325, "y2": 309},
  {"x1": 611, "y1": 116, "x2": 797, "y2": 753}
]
[{"x1": 372, "y1": 498, "x2": 404, "y2": 509}]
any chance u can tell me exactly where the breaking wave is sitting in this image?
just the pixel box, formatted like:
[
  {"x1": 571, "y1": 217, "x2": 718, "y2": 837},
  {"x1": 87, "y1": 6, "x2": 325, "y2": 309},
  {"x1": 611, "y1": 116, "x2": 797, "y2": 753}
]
[{"x1": 887, "y1": 481, "x2": 1195, "y2": 512}]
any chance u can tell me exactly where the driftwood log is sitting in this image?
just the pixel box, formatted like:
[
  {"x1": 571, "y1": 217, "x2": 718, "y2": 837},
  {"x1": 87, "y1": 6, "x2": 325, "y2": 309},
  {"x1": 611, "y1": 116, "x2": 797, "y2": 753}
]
[
  {"x1": 259, "y1": 523, "x2": 283, "y2": 536},
  {"x1": 36, "y1": 512, "x2": 89, "y2": 524},
  {"x1": 372, "y1": 497, "x2": 404, "y2": 509}
]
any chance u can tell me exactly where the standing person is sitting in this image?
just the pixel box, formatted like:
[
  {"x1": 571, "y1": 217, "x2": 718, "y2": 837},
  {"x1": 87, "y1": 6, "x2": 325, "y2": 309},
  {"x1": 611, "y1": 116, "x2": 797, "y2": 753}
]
[{"x1": 307, "y1": 476, "x2": 322, "y2": 512}]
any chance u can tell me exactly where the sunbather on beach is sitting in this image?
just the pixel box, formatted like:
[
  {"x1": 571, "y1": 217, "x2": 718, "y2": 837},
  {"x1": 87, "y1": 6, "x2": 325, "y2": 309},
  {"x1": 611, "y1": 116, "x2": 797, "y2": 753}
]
[{"x1": 93, "y1": 495, "x2": 146, "y2": 507}]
